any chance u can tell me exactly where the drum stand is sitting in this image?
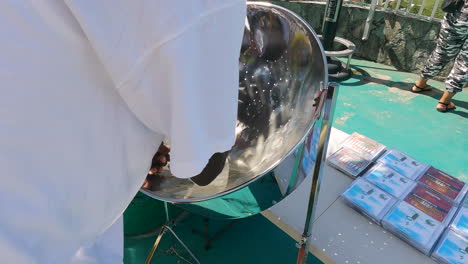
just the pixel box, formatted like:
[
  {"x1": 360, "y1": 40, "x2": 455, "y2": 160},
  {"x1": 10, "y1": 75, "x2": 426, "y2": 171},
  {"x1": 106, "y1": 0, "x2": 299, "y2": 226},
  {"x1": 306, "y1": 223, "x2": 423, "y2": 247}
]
[
  {"x1": 192, "y1": 217, "x2": 239, "y2": 250},
  {"x1": 145, "y1": 202, "x2": 201, "y2": 264},
  {"x1": 296, "y1": 83, "x2": 339, "y2": 264}
]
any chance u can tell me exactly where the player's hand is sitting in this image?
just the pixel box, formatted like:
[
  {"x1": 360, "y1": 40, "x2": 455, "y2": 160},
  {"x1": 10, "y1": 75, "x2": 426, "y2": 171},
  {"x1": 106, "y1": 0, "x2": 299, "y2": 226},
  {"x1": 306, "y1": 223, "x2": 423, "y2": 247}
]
[
  {"x1": 149, "y1": 143, "x2": 170, "y2": 175},
  {"x1": 142, "y1": 143, "x2": 170, "y2": 189}
]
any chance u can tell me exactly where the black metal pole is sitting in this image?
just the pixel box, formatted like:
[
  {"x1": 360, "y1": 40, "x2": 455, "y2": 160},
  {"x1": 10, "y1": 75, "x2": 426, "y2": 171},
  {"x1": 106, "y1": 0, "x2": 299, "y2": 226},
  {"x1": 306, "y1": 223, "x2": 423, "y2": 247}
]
[
  {"x1": 322, "y1": 0, "x2": 344, "y2": 51},
  {"x1": 321, "y1": 0, "x2": 352, "y2": 81}
]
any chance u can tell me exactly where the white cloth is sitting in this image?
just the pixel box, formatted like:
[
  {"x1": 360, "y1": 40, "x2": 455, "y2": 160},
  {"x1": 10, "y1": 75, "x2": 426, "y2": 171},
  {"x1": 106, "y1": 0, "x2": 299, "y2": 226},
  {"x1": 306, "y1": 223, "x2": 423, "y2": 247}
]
[
  {"x1": 0, "y1": 1, "x2": 245, "y2": 263},
  {"x1": 70, "y1": 217, "x2": 123, "y2": 264}
]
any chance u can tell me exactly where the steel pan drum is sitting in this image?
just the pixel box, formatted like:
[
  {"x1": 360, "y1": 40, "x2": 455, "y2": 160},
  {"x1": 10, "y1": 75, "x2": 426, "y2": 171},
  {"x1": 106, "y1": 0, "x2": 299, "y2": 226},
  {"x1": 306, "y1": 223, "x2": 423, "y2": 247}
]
[{"x1": 141, "y1": 2, "x2": 327, "y2": 219}]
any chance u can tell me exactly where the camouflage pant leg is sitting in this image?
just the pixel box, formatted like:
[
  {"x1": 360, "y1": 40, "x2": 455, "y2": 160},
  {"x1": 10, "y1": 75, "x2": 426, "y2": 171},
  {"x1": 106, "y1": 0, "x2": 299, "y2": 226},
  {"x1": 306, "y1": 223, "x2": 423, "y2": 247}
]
[
  {"x1": 446, "y1": 39, "x2": 468, "y2": 92},
  {"x1": 421, "y1": 11, "x2": 468, "y2": 93}
]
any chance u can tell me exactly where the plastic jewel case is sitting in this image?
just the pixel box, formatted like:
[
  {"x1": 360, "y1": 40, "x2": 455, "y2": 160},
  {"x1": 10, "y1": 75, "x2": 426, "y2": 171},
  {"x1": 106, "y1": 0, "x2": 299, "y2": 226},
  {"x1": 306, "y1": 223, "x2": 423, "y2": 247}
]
[
  {"x1": 432, "y1": 230, "x2": 468, "y2": 264},
  {"x1": 339, "y1": 132, "x2": 386, "y2": 161},
  {"x1": 434, "y1": 202, "x2": 468, "y2": 264},
  {"x1": 341, "y1": 178, "x2": 397, "y2": 224},
  {"x1": 451, "y1": 205, "x2": 468, "y2": 238},
  {"x1": 417, "y1": 166, "x2": 468, "y2": 205},
  {"x1": 327, "y1": 147, "x2": 373, "y2": 178},
  {"x1": 363, "y1": 163, "x2": 416, "y2": 199},
  {"x1": 377, "y1": 149, "x2": 429, "y2": 180},
  {"x1": 382, "y1": 185, "x2": 457, "y2": 255}
]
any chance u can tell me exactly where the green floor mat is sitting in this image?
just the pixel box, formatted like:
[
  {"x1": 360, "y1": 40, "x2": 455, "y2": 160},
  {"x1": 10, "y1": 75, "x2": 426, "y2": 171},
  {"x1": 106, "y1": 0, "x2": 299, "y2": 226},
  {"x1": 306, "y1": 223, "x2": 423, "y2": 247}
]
[{"x1": 124, "y1": 213, "x2": 322, "y2": 264}]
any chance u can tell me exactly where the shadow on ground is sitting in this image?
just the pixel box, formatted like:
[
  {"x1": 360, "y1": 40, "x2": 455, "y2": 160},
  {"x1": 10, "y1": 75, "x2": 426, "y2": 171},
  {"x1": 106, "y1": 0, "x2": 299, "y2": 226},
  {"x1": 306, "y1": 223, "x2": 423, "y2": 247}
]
[{"x1": 347, "y1": 65, "x2": 468, "y2": 118}]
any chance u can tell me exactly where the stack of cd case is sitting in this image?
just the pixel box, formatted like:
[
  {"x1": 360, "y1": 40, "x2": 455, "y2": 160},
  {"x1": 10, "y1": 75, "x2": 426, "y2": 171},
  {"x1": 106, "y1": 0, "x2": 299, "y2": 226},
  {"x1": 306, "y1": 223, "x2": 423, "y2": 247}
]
[
  {"x1": 432, "y1": 202, "x2": 468, "y2": 264},
  {"x1": 340, "y1": 132, "x2": 386, "y2": 161},
  {"x1": 363, "y1": 163, "x2": 415, "y2": 199},
  {"x1": 328, "y1": 133, "x2": 385, "y2": 178},
  {"x1": 432, "y1": 230, "x2": 468, "y2": 264},
  {"x1": 417, "y1": 166, "x2": 468, "y2": 205},
  {"x1": 377, "y1": 149, "x2": 429, "y2": 180},
  {"x1": 341, "y1": 178, "x2": 397, "y2": 223},
  {"x1": 328, "y1": 148, "x2": 373, "y2": 178},
  {"x1": 382, "y1": 185, "x2": 457, "y2": 255},
  {"x1": 450, "y1": 205, "x2": 468, "y2": 238},
  {"x1": 337, "y1": 141, "x2": 468, "y2": 259}
]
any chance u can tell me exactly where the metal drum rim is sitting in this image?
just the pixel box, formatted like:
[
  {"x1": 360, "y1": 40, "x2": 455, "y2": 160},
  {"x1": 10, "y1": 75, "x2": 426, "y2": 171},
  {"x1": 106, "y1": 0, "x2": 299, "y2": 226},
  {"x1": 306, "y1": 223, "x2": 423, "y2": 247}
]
[{"x1": 140, "y1": 1, "x2": 328, "y2": 204}]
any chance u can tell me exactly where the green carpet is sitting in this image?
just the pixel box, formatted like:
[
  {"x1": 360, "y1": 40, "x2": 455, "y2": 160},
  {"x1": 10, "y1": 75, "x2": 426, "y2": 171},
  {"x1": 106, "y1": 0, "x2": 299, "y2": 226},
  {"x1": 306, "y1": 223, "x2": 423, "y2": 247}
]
[
  {"x1": 124, "y1": 204, "x2": 321, "y2": 264},
  {"x1": 334, "y1": 58, "x2": 467, "y2": 181}
]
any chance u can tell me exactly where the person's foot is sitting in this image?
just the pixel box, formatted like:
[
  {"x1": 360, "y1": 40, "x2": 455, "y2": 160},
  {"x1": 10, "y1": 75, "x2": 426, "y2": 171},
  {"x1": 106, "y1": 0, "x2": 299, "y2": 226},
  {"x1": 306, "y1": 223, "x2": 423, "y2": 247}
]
[
  {"x1": 411, "y1": 84, "x2": 432, "y2": 93},
  {"x1": 412, "y1": 78, "x2": 432, "y2": 93},
  {"x1": 437, "y1": 91, "x2": 456, "y2": 112},
  {"x1": 436, "y1": 101, "x2": 456, "y2": 112}
]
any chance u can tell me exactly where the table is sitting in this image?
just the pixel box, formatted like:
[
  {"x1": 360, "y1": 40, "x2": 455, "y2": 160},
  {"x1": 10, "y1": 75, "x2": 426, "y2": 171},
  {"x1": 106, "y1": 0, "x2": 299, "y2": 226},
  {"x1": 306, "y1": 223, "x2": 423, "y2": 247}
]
[{"x1": 262, "y1": 128, "x2": 437, "y2": 264}]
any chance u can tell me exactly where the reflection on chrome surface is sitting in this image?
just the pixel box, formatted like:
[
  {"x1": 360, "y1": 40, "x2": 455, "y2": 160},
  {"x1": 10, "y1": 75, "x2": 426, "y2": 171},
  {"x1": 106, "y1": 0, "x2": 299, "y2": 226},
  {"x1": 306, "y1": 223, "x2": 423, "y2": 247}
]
[{"x1": 141, "y1": 2, "x2": 327, "y2": 219}]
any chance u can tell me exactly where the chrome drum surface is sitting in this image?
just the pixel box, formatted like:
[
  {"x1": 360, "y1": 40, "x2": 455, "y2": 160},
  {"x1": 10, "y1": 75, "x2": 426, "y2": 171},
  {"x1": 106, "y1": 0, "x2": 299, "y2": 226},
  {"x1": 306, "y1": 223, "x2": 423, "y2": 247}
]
[{"x1": 141, "y1": 2, "x2": 327, "y2": 219}]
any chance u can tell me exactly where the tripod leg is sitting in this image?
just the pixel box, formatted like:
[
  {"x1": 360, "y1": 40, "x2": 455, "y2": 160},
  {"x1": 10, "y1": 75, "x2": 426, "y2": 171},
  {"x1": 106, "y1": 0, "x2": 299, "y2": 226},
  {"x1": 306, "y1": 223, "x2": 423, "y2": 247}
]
[
  {"x1": 145, "y1": 226, "x2": 167, "y2": 264},
  {"x1": 166, "y1": 226, "x2": 201, "y2": 264}
]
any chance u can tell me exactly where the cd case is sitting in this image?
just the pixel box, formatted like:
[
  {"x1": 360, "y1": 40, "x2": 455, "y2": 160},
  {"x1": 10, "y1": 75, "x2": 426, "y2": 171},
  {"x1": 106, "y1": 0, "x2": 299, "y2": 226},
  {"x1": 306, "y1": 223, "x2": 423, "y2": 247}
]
[
  {"x1": 341, "y1": 178, "x2": 397, "y2": 223},
  {"x1": 417, "y1": 166, "x2": 468, "y2": 205},
  {"x1": 377, "y1": 149, "x2": 429, "y2": 180},
  {"x1": 363, "y1": 163, "x2": 415, "y2": 199},
  {"x1": 327, "y1": 148, "x2": 372, "y2": 178},
  {"x1": 451, "y1": 206, "x2": 468, "y2": 238},
  {"x1": 340, "y1": 132, "x2": 386, "y2": 161},
  {"x1": 432, "y1": 230, "x2": 468, "y2": 264},
  {"x1": 382, "y1": 185, "x2": 457, "y2": 254},
  {"x1": 404, "y1": 185, "x2": 456, "y2": 225},
  {"x1": 382, "y1": 201, "x2": 446, "y2": 255}
]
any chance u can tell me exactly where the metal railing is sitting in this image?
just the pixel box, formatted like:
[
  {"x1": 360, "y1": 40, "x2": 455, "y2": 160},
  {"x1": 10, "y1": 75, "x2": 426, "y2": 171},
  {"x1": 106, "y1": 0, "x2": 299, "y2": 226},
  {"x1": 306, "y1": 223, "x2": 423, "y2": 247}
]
[{"x1": 286, "y1": 0, "x2": 444, "y2": 21}]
